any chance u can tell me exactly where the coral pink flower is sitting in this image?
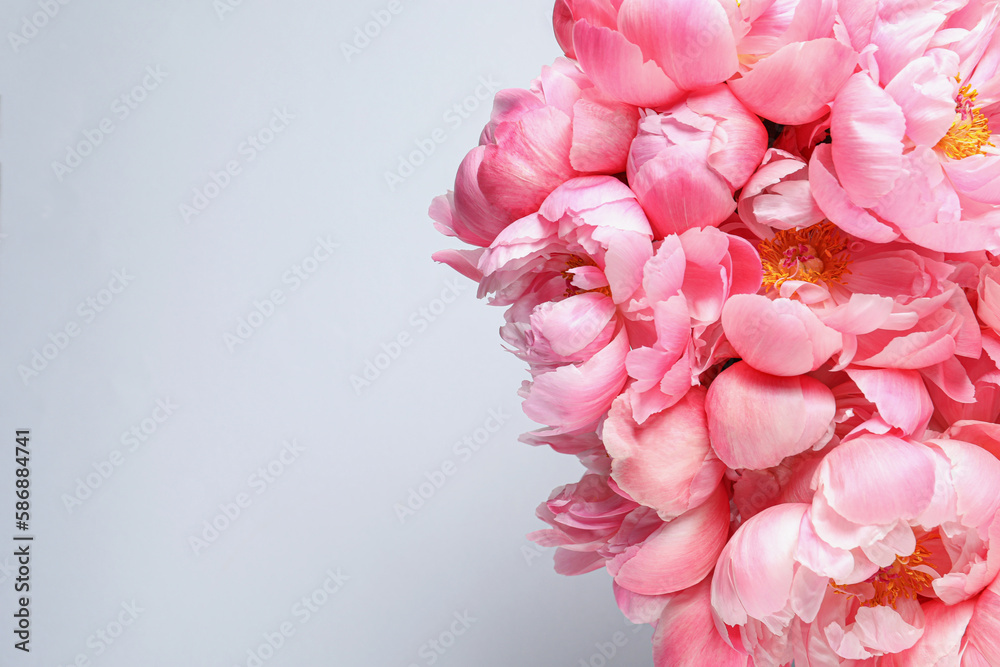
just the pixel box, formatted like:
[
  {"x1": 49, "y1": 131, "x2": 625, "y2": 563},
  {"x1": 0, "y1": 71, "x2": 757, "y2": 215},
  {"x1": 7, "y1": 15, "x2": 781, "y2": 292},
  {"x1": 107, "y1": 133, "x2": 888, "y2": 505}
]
[
  {"x1": 721, "y1": 220, "x2": 983, "y2": 402},
  {"x1": 430, "y1": 57, "x2": 640, "y2": 250},
  {"x1": 627, "y1": 85, "x2": 768, "y2": 237},
  {"x1": 553, "y1": 0, "x2": 856, "y2": 118},
  {"x1": 706, "y1": 361, "x2": 836, "y2": 470},
  {"x1": 602, "y1": 387, "x2": 725, "y2": 520},
  {"x1": 712, "y1": 427, "x2": 1000, "y2": 665},
  {"x1": 477, "y1": 176, "x2": 653, "y2": 433},
  {"x1": 811, "y1": 6, "x2": 1000, "y2": 253},
  {"x1": 622, "y1": 225, "x2": 761, "y2": 421}
]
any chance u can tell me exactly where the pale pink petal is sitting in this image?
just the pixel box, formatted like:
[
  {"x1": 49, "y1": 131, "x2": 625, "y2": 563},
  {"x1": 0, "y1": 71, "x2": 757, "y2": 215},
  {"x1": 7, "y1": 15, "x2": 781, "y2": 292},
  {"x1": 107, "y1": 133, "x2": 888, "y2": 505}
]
[
  {"x1": 944, "y1": 155, "x2": 1000, "y2": 205},
  {"x1": 883, "y1": 50, "x2": 959, "y2": 147},
  {"x1": 522, "y1": 329, "x2": 629, "y2": 433},
  {"x1": 871, "y1": 0, "x2": 948, "y2": 86},
  {"x1": 729, "y1": 38, "x2": 857, "y2": 124},
  {"x1": 614, "y1": 583, "x2": 671, "y2": 624},
  {"x1": 431, "y1": 248, "x2": 485, "y2": 283},
  {"x1": 450, "y1": 148, "x2": 511, "y2": 246},
  {"x1": 629, "y1": 147, "x2": 736, "y2": 238},
  {"x1": 604, "y1": 388, "x2": 725, "y2": 520},
  {"x1": 722, "y1": 294, "x2": 842, "y2": 376},
  {"x1": 531, "y1": 293, "x2": 617, "y2": 357},
  {"x1": 572, "y1": 20, "x2": 685, "y2": 108},
  {"x1": 932, "y1": 439, "x2": 1000, "y2": 531},
  {"x1": 569, "y1": 97, "x2": 641, "y2": 173},
  {"x1": 619, "y1": 0, "x2": 739, "y2": 91},
  {"x1": 652, "y1": 579, "x2": 750, "y2": 667},
  {"x1": 892, "y1": 599, "x2": 974, "y2": 667},
  {"x1": 830, "y1": 73, "x2": 906, "y2": 208},
  {"x1": 967, "y1": 576, "x2": 1000, "y2": 665},
  {"x1": 611, "y1": 484, "x2": 729, "y2": 595},
  {"x1": 845, "y1": 368, "x2": 932, "y2": 435},
  {"x1": 816, "y1": 434, "x2": 936, "y2": 526},
  {"x1": 809, "y1": 144, "x2": 900, "y2": 243},
  {"x1": 706, "y1": 362, "x2": 836, "y2": 469},
  {"x1": 712, "y1": 503, "x2": 809, "y2": 625},
  {"x1": 479, "y1": 106, "x2": 578, "y2": 220},
  {"x1": 690, "y1": 85, "x2": 769, "y2": 189}
]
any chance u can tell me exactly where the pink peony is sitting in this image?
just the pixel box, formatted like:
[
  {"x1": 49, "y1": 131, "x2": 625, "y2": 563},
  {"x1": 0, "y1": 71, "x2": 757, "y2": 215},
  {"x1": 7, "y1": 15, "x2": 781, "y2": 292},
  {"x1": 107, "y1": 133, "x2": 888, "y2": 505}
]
[
  {"x1": 431, "y1": 57, "x2": 640, "y2": 250},
  {"x1": 626, "y1": 85, "x2": 768, "y2": 237},
  {"x1": 477, "y1": 175, "x2": 653, "y2": 433},
  {"x1": 712, "y1": 426, "x2": 1000, "y2": 664}
]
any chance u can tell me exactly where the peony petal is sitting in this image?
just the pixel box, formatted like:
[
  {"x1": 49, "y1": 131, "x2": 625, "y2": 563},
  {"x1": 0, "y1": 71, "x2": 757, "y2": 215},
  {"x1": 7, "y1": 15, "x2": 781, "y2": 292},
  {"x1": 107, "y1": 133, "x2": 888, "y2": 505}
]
[
  {"x1": 611, "y1": 484, "x2": 729, "y2": 595},
  {"x1": 729, "y1": 38, "x2": 858, "y2": 124},
  {"x1": 652, "y1": 579, "x2": 750, "y2": 667},
  {"x1": 809, "y1": 143, "x2": 900, "y2": 243},
  {"x1": 845, "y1": 367, "x2": 932, "y2": 435},
  {"x1": 816, "y1": 433, "x2": 936, "y2": 526},
  {"x1": 619, "y1": 0, "x2": 739, "y2": 91},
  {"x1": 572, "y1": 20, "x2": 685, "y2": 108},
  {"x1": 604, "y1": 388, "x2": 725, "y2": 520},
  {"x1": 721, "y1": 294, "x2": 842, "y2": 376},
  {"x1": 830, "y1": 73, "x2": 906, "y2": 208},
  {"x1": 706, "y1": 362, "x2": 836, "y2": 469}
]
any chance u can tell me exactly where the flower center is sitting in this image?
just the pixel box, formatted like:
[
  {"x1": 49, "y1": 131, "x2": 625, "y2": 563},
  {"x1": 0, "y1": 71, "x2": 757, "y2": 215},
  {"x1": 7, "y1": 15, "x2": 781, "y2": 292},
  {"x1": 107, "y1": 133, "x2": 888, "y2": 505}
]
[
  {"x1": 562, "y1": 256, "x2": 611, "y2": 298},
  {"x1": 830, "y1": 541, "x2": 937, "y2": 609},
  {"x1": 938, "y1": 80, "x2": 994, "y2": 159},
  {"x1": 757, "y1": 222, "x2": 851, "y2": 291}
]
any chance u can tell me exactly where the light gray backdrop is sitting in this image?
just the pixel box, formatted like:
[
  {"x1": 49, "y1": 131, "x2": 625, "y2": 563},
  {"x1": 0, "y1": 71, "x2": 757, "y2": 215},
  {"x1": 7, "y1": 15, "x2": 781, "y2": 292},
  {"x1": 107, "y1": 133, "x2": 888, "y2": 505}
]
[{"x1": 0, "y1": 1, "x2": 655, "y2": 665}]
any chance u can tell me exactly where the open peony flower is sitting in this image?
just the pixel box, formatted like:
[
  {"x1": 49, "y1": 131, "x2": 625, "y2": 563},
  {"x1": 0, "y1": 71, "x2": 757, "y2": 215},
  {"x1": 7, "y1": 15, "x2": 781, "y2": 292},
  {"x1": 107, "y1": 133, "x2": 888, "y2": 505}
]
[
  {"x1": 810, "y1": 5, "x2": 1000, "y2": 253},
  {"x1": 712, "y1": 426, "x2": 1000, "y2": 665}
]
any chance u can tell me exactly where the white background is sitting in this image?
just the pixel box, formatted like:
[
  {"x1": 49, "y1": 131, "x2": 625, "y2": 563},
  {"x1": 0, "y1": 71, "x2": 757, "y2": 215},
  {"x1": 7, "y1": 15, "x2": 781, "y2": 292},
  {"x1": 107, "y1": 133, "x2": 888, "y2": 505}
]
[{"x1": 0, "y1": 1, "x2": 655, "y2": 665}]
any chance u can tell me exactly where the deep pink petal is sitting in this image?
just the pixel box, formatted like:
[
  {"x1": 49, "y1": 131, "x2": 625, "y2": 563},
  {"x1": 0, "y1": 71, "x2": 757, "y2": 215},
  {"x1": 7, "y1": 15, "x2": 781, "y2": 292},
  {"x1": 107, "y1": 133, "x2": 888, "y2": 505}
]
[{"x1": 569, "y1": 97, "x2": 641, "y2": 173}]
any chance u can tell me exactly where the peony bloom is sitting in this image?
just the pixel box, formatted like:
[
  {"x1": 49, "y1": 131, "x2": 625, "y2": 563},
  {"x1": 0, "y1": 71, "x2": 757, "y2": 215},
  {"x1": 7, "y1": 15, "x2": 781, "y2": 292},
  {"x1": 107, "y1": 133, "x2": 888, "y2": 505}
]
[
  {"x1": 627, "y1": 85, "x2": 768, "y2": 237},
  {"x1": 810, "y1": 5, "x2": 1000, "y2": 253},
  {"x1": 477, "y1": 175, "x2": 654, "y2": 433},
  {"x1": 622, "y1": 225, "x2": 761, "y2": 421},
  {"x1": 712, "y1": 426, "x2": 1000, "y2": 665},
  {"x1": 720, "y1": 220, "x2": 983, "y2": 402},
  {"x1": 430, "y1": 57, "x2": 640, "y2": 250},
  {"x1": 553, "y1": 0, "x2": 856, "y2": 117}
]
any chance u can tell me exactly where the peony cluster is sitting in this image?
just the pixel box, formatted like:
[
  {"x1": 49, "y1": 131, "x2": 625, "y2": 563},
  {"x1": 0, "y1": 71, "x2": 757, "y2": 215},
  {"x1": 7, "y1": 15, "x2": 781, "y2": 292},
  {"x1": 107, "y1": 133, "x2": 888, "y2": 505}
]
[{"x1": 432, "y1": 1, "x2": 1000, "y2": 664}]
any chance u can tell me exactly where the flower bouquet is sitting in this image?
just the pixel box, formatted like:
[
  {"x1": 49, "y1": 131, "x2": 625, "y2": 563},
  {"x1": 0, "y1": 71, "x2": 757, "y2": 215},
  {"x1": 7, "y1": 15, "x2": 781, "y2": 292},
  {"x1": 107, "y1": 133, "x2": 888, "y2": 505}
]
[{"x1": 432, "y1": 1, "x2": 1000, "y2": 664}]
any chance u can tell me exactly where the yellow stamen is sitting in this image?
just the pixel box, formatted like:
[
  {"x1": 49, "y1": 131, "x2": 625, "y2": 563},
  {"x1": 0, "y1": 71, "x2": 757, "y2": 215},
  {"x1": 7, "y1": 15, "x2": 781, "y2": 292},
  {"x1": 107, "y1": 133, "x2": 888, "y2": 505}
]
[
  {"x1": 757, "y1": 222, "x2": 851, "y2": 291},
  {"x1": 938, "y1": 80, "x2": 994, "y2": 159},
  {"x1": 830, "y1": 541, "x2": 937, "y2": 609},
  {"x1": 562, "y1": 256, "x2": 611, "y2": 298}
]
